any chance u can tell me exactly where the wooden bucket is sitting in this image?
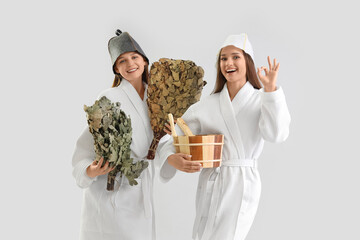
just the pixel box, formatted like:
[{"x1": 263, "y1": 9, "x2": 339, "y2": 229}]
[{"x1": 173, "y1": 134, "x2": 224, "y2": 168}]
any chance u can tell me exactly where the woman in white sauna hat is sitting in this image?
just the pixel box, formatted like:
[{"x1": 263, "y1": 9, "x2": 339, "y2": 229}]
[{"x1": 159, "y1": 33, "x2": 291, "y2": 240}]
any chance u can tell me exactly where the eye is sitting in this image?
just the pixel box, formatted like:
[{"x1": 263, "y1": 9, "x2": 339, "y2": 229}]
[
  {"x1": 119, "y1": 59, "x2": 125, "y2": 64},
  {"x1": 132, "y1": 55, "x2": 138, "y2": 59},
  {"x1": 220, "y1": 57, "x2": 227, "y2": 61},
  {"x1": 234, "y1": 56, "x2": 240, "y2": 60}
]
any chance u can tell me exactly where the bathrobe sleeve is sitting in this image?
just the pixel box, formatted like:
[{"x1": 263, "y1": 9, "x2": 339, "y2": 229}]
[
  {"x1": 158, "y1": 127, "x2": 180, "y2": 183},
  {"x1": 259, "y1": 86, "x2": 291, "y2": 143},
  {"x1": 72, "y1": 127, "x2": 98, "y2": 188}
]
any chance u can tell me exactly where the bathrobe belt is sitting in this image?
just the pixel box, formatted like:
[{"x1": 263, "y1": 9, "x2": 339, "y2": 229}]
[{"x1": 193, "y1": 158, "x2": 257, "y2": 240}]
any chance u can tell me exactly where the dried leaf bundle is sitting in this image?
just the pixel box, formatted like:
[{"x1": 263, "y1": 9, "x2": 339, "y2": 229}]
[
  {"x1": 84, "y1": 96, "x2": 148, "y2": 190},
  {"x1": 146, "y1": 58, "x2": 206, "y2": 159}
]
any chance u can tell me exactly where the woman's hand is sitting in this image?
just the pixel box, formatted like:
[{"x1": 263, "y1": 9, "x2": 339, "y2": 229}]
[
  {"x1": 86, "y1": 157, "x2": 114, "y2": 178},
  {"x1": 167, "y1": 153, "x2": 201, "y2": 173},
  {"x1": 257, "y1": 56, "x2": 280, "y2": 92}
]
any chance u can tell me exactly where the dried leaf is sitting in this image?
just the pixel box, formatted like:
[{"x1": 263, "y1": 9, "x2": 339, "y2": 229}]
[
  {"x1": 146, "y1": 58, "x2": 206, "y2": 159},
  {"x1": 84, "y1": 96, "x2": 148, "y2": 190}
]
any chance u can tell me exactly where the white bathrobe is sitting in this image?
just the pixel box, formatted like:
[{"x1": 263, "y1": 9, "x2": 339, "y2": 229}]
[
  {"x1": 72, "y1": 79, "x2": 157, "y2": 240},
  {"x1": 159, "y1": 81, "x2": 291, "y2": 240}
]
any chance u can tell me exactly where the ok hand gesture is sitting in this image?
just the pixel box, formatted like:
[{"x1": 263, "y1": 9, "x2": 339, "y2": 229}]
[{"x1": 257, "y1": 56, "x2": 280, "y2": 92}]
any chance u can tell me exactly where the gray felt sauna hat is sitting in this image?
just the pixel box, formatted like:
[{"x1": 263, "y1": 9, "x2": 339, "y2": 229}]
[{"x1": 108, "y1": 29, "x2": 149, "y2": 74}]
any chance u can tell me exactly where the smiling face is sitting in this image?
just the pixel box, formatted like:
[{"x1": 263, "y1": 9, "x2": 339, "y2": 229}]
[
  {"x1": 114, "y1": 52, "x2": 147, "y2": 83},
  {"x1": 220, "y1": 45, "x2": 247, "y2": 85}
]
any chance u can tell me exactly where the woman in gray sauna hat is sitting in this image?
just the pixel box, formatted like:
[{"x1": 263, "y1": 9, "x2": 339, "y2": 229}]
[
  {"x1": 72, "y1": 29, "x2": 157, "y2": 240},
  {"x1": 108, "y1": 29, "x2": 149, "y2": 87}
]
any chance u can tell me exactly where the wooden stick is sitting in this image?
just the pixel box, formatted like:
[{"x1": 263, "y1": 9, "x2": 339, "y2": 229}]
[
  {"x1": 168, "y1": 113, "x2": 177, "y2": 137},
  {"x1": 177, "y1": 118, "x2": 194, "y2": 136},
  {"x1": 147, "y1": 130, "x2": 167, "y2": 160}
]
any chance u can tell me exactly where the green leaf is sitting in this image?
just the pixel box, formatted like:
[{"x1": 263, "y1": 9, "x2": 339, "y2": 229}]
[{"x1": 84, "y1": 96, "x2": 148, "y2": 191}]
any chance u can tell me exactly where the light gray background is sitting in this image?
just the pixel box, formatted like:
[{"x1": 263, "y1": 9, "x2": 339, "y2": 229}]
[{"x1": 1, "y1": 0, "x2": 359, "y2": 239}]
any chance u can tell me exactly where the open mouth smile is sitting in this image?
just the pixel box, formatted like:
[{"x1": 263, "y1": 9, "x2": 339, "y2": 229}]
[
  {"x1": 226, "y1": 69, "x2": 237, "y2": 74},
  {"x1": 127, "y1": 68, "x2": 138, "y2": 73}
]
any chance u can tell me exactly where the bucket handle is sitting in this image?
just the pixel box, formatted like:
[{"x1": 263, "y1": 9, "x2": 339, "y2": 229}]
[{"x1": 176, "y1": 118, "x2": 194, "y2": 136}]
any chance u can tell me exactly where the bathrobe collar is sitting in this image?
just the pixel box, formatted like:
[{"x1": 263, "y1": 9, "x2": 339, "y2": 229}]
[
  {"x1": 119, "y1": 79, "x2": 152, "y2": 143},
  {"x1": 219, "y1": 81, "x2": 254, "y2": 159}
]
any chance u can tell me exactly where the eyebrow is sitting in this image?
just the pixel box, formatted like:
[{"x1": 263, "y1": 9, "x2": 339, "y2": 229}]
[
  {"x1": 221, "y1": 52, "x2": 242, "y2": 56},
  {"x1": 118, "y1": 53, "x2": 138, "y2": 60}
]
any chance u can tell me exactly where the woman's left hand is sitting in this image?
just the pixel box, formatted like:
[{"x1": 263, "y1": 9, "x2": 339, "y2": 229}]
[{"x1": 257, "y1": 56, "x2": 280, "y2": 92}]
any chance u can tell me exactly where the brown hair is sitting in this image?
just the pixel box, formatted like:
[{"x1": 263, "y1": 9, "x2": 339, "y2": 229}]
[
  {"x1": 212, "y1": 49, "x2": 262, "y2": 93},
  {"x1": 111, "y1": 55, "x2": 149, "y2": 88}
]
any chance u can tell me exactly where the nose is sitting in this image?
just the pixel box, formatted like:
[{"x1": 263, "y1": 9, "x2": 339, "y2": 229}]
[
  {"x1": 225, "y1": 58, "x2": 233, "y2": 66},
  {"x1": 126, "y1": 58, "x2": 135, "y2": 67}
]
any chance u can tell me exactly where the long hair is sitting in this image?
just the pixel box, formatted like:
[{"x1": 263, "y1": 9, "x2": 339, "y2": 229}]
[
  {"x1": 212, "y1": 49, "x2": 262, "y2": 93},
  {"x1": 112, "y1": 56, "x2": 149, "y2": 88}
]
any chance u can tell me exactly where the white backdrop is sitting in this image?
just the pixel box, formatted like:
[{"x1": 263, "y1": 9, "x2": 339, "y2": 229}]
[{"x1": 1, "y1": 0, "x2": 359, "y2": 239}]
